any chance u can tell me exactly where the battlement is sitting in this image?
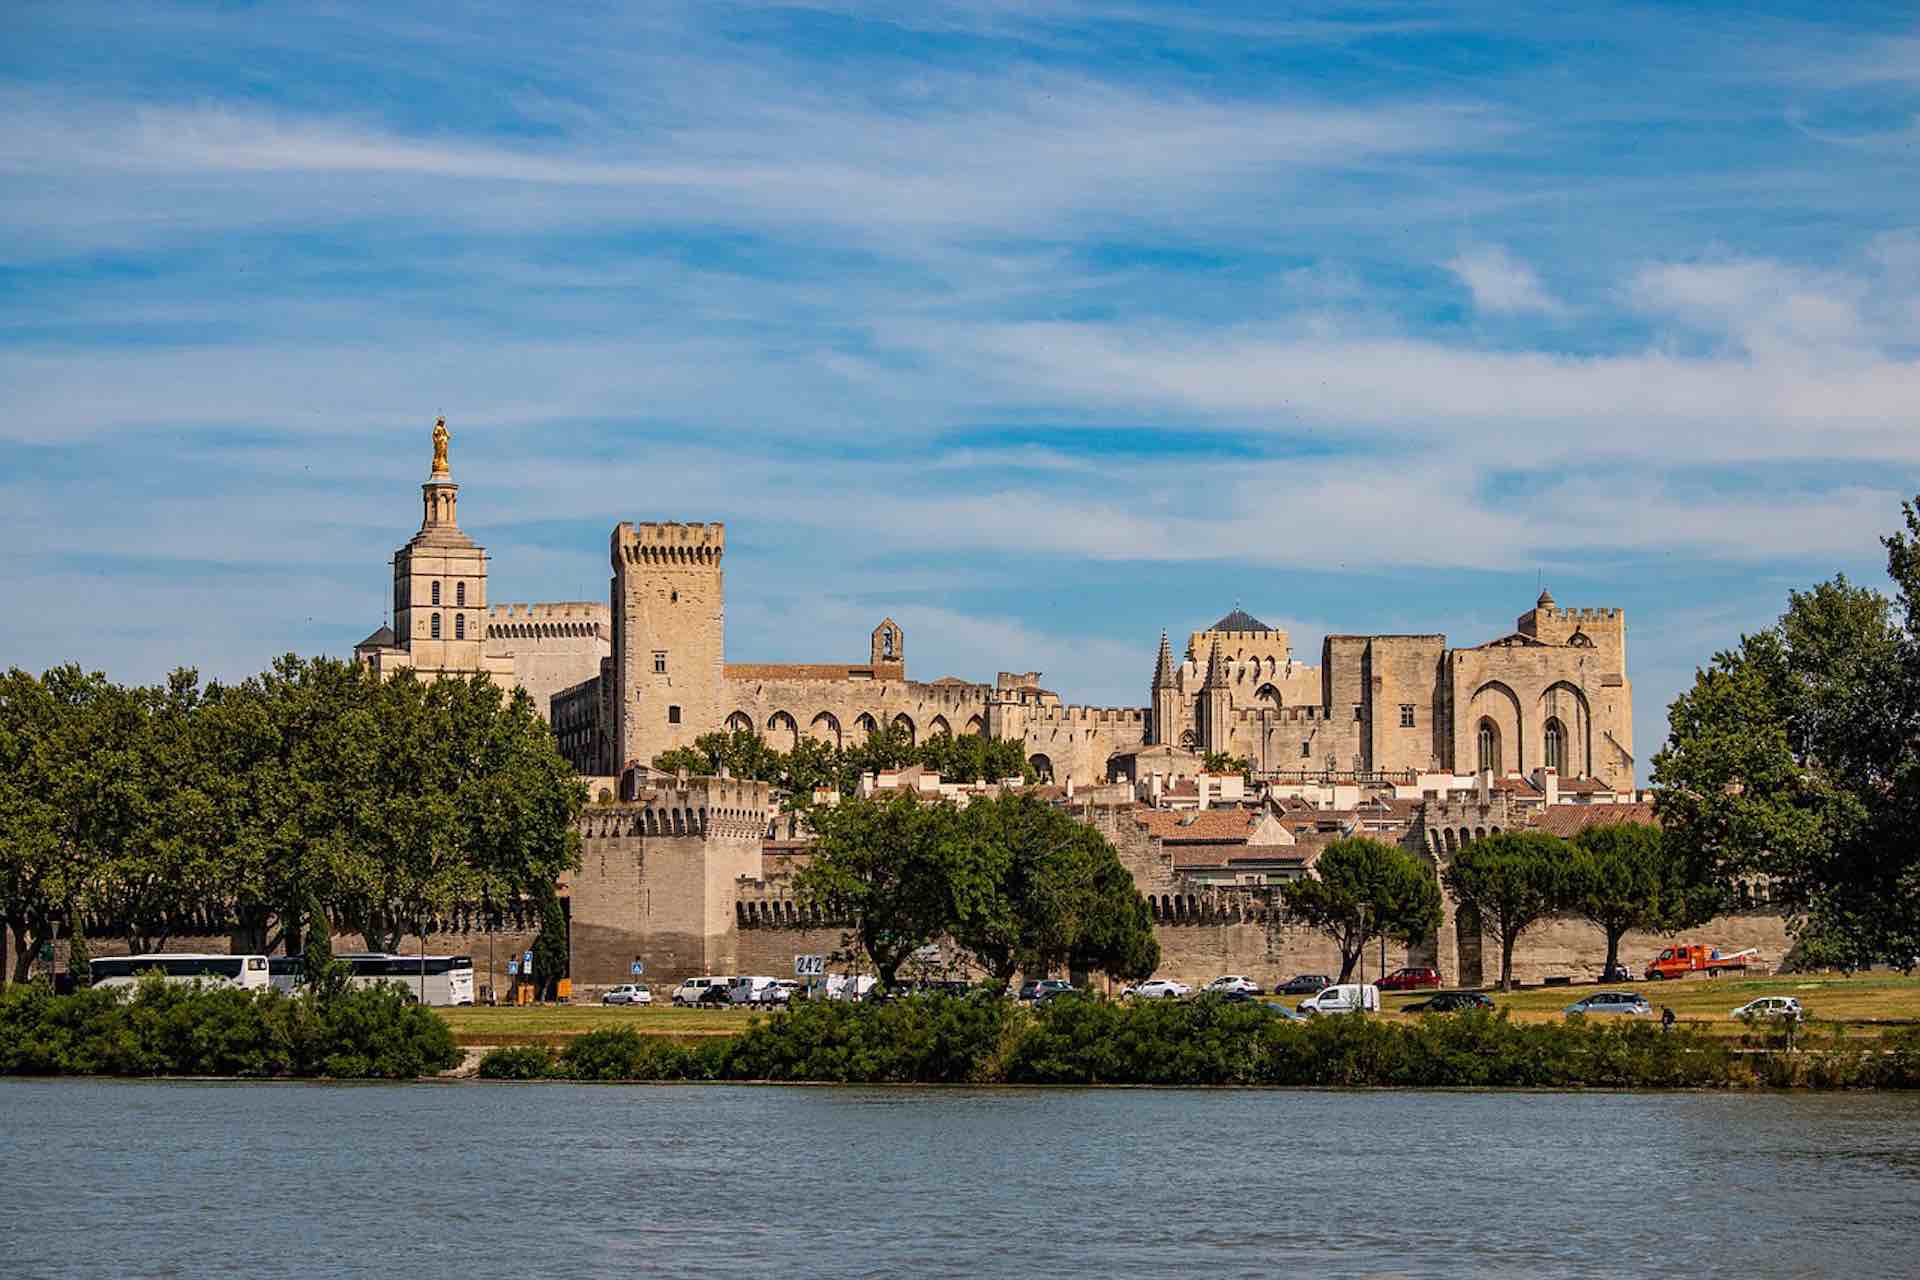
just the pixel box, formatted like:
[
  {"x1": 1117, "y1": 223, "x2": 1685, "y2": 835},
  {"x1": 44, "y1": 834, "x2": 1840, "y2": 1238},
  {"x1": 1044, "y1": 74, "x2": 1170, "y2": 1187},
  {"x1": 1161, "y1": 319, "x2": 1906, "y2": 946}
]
[
  {"x1": 485, "y1": 601, "x2": 610, "y2": 640},
  {"x1": 611, "y1": 521, "x2": 726, "y2": 568},
  {"x1": 1026, "y1": 704, "x2": 1148, "y2": 725},
  {"x1": 1543, "y1": 607, "x2": 1621, "y2": 622}
]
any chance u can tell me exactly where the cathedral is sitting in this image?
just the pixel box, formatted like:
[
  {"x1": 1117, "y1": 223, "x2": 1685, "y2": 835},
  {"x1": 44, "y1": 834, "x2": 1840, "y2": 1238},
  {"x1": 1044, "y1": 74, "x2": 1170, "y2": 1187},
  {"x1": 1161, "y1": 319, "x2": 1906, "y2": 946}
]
[{"x1": 356, "y1": 423, "x2": 1634, "y2": 791}]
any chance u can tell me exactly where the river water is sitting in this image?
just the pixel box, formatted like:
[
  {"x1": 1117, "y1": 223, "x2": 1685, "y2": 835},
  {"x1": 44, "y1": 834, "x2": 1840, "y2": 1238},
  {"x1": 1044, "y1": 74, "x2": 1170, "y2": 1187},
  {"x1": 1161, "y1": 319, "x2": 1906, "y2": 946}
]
[{"x1": 2, "y1": 1081, "x2": 1916, "y2": 1278}]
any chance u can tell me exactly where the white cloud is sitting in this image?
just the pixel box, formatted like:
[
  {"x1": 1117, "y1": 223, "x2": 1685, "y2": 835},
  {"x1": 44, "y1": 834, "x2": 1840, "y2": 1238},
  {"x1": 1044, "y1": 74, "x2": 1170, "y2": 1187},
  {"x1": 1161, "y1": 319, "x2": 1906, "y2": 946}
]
[{"x1": 1446, "y1": 245, "x2": 1563, "y2": 315}]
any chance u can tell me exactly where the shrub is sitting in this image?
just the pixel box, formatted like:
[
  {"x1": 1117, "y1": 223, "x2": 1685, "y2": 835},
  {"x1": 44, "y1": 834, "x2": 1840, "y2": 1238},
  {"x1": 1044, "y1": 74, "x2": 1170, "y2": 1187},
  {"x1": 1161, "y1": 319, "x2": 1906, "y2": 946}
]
[{"x1": 478, "y1": 1045, "x2": 556, "y2": 1080}]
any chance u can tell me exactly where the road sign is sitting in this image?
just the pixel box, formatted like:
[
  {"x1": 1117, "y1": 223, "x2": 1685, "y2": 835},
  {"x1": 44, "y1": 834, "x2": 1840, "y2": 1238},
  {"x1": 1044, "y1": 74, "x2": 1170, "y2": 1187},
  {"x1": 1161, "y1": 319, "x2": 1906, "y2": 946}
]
[
  {"x1": 523, "y1": 950, "x2": 534, "y2": 969},
  {"x1": 794, "y1": 954, "x2": 825, "y2": 977},
  {"x1": 507, "y1": 960, "x2": 519, "y2": 976},
  {"x1": 630, "y1": 961, "x2": 645, "y2": 976}
]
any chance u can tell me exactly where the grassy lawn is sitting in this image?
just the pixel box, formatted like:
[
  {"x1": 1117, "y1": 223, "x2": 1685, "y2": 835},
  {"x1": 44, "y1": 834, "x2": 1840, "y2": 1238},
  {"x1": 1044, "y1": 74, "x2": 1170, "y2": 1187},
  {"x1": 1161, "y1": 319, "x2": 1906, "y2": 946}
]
[
  {"x1": 440, "y1": 1003, "x2": 758, "y2": 1046},
  {"x1": 1382, "y1": 971, "x2": 1920, "y2": 1037}
]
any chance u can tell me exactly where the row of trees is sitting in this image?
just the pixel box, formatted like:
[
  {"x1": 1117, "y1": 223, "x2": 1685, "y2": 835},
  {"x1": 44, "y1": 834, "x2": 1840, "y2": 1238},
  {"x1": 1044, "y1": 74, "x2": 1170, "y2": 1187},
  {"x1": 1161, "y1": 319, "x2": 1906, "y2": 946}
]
[
  {"x1": 652, "y1": 725, "x2": 1035, "y2": 799},
  {"x1": 792, "y1": 790, "x2": 1159, "y2": 989},
  {"x1": 0, "y1": 657, "x2": 586, "y2": 985},
  {"x1": 1275, "y1": 824, "x2": 1715, "y2": 992}
]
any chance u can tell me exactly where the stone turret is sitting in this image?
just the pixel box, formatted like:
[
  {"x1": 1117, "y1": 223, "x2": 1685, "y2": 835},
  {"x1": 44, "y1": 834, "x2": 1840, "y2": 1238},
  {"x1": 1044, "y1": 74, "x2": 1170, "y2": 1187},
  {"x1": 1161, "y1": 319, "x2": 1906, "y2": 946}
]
[
  {"x1": 1149, "y1": 630, "x2": 1180, "y2": 746},
  {"x1": 1198, "y1": 638, "x2": 1231, "y2": 754}
]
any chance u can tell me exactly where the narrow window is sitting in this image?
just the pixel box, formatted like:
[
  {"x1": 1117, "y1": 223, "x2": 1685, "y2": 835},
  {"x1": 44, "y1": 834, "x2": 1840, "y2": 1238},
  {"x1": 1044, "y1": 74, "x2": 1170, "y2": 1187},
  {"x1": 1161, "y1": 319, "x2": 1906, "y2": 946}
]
[
  {"x1": 432, "y1": 580, "x2": 441, "y2": 606},
  {"x1": 456, "y1": 582, "x2": 466, "y2": 607},
  {"x1": 1545, "y1": 718, "x2": 1565, "y2": 772},
  {"x1": 1300, "y1": 740, "x2": 1311, "y2": 759},
  {"x1": 455, "y1": 614, "x2": 465, "y2": 640},
  {"x1": 1400, "y1": 704, "x2": 1415, "y2": 728},
  {"x1": 668, "y1": 705, "x2": 682, "y2": 725},
  {"x1": 654, "y1": 651, "x2": 667, "y2": 674},
  {"x1": 1352, "y1": 704, "x2": 1363, "y2": 722},
  {"x1": 431, "y1": 613, "x2": 441, "y2": 639}
]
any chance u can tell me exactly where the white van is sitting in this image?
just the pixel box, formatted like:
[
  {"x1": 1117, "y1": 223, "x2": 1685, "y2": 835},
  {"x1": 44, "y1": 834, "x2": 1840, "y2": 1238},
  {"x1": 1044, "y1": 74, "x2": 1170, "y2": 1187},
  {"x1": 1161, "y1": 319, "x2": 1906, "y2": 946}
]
[
  {"x1": 824, "y1": 974, "x2": 877, "y2": 1002},
  {"x1": 730, "y1": 975, "x2": 779, "y2": 1005},
  {"x1": 1299, "y1": 983, "x2": 1380, "y2": 1015}
]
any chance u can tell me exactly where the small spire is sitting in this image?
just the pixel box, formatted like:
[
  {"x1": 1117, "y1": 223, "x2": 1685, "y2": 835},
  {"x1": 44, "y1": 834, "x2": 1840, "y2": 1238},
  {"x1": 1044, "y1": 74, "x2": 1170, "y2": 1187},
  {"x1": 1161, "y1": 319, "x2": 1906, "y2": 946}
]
[
  {"x1": 1202, "y1": 637, "x2": 1226, "y2": 690},
  {"x1": 1151, "y1": 630, "x2": 1174, "y2": 690}
]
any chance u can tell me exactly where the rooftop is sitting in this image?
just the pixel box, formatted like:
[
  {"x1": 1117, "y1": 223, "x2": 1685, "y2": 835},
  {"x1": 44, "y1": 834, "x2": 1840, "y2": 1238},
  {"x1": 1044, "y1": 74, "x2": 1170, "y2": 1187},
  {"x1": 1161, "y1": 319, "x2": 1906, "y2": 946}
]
[{"x1": 1206, "y1": 608, "x2": 1273, "y2": 634}]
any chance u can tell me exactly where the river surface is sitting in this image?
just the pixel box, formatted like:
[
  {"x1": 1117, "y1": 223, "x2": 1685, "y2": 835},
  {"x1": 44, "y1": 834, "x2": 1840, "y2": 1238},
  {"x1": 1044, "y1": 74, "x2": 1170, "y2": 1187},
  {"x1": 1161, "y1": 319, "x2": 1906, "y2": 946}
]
[{"x1": 2, "y1": 1082, "x2": 1917, "y2": 1278}]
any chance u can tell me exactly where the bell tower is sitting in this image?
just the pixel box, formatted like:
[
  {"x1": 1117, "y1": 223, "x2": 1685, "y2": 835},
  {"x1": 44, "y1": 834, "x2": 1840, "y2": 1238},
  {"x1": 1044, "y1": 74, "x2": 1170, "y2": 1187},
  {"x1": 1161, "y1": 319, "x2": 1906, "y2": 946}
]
[{"x1": 389, "y1": 417, "x2": 493, "y2": 676}]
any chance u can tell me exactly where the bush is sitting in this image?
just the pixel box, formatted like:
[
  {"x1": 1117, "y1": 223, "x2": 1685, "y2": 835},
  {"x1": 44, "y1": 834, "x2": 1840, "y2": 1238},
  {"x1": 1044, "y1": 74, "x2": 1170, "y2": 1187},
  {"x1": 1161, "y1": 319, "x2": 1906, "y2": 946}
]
[
  {"x1": 478, "y1": 1045, "x2": 556, "y2": 1080},
  {"x1": 0, "y1": 979, "x2": 458, "y2": 1080},
  {"x1": 726, "y1": 991, "x2": 1016, "y2": 1084}
]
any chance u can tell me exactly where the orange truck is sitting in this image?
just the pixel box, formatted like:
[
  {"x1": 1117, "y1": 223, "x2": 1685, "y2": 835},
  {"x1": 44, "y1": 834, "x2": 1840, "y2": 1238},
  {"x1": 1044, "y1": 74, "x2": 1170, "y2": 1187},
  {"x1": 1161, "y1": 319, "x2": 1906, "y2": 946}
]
[{"x1": 1644, "y1": 944, "x2": 1760, "y2": 980}]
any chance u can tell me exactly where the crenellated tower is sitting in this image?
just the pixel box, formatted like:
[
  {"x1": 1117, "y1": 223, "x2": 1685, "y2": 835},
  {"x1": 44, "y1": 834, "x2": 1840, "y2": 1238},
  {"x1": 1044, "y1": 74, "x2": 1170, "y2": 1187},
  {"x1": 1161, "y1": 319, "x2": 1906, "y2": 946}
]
[{"x1": 611, "y1": 521, "x2": 727, "y2": 770}]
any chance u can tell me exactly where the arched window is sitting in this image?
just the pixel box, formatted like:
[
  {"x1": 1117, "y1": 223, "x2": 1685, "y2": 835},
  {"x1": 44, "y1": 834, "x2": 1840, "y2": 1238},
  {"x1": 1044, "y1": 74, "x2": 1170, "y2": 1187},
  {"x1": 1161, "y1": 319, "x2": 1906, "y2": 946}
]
[
  {"x1": 431, "y1": 613, "x2": 441, "y2": 639},
  {"x1": 1544, "y1": 718, "x2": 1565, "y2": 772},
  {"x1": 456, "y1": 582, "x2": 466, "y2": 607},
  {"x1": 455, "y1": 614, "x2": 465, "y2": 640},
  {"x1": 1476, "y1": 719, "x2": 1500, "y2": 775},
  {"x1": 431, "y1": 580, "x2": 441, "y2": 606}
]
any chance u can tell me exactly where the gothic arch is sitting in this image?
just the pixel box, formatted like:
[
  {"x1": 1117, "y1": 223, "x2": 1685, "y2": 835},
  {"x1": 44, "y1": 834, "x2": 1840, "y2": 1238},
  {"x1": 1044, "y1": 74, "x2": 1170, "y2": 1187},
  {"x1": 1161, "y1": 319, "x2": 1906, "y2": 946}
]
[
  {"x1": 726, "y1": 711, "x2": 754, "y2": 735},
  {"x1": 767, "y1": 711, "x2": 799, "y2": 751},
  {"x1": 809, "y1": 711, "x2": 842, "y2": 747},
  {"x1": 928, "y1": 715, "x2": 952, "y2": 738},
  {"x1": 1255, "y1": 683, "x2": 1283, "y2": 709},
  {"x1": 1467, "y1": 679, "x2": 1523, "y2": 775},
  {"x1": 892, "y1": 713, "x2": 916, "y2": 744},
  {"x1": 853, "y1": 712, "x2": 879, "y2": 743},
  {"x1": 1476, "y1": 717, "x2": 1503, "y2": 776},
  {"x1": 964, "y1": 714, "x2": 985, "y2": 736},
  {"x1": 1538, "y1": 681, "x2": 1593, "y2": 777},
  {"x1": 1028, "y1": 753, "x2": 1054, "y2": 781}
]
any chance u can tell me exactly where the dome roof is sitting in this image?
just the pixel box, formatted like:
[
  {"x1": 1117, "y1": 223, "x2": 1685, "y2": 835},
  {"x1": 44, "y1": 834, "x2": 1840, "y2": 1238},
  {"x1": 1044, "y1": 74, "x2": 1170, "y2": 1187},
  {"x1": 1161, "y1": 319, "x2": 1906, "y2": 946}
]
[
  {"x1": 1536, "y1": 588, "x2": 1557, "y2": 609},
  {"x1": 1208, "y1": 608, "x2": 1272, "y2": 633}
]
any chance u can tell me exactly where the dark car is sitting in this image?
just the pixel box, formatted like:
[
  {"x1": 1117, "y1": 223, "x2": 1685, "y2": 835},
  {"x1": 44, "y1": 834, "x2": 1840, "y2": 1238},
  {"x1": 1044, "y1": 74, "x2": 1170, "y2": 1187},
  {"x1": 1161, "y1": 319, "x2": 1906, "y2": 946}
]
[
  {"x1": 1218, "y1": 989, "x2": 1262, "y2": 1003},
  {"x1": 1400, "y1": 992, "x2": 1495, "y2": 1014},
  {"x1": 1019, "y1": 979, "x2": 1072, "y2": 1002},
  {"x1": 1377, "y1": 967, "x2": 1442, "y2": 992},
  {"x1": 1276, "y1": 973, "x2": 1332, "y2": 995},
  {"x1": 924, "y1": 980, "x2": 973, "y2": 997},
  {"x1": 693, "y1": 985, "x2": 735, "y2": 1006},
  {"x1": 1030, "y1": 985, "x2": 1081, "y2": 1007}
]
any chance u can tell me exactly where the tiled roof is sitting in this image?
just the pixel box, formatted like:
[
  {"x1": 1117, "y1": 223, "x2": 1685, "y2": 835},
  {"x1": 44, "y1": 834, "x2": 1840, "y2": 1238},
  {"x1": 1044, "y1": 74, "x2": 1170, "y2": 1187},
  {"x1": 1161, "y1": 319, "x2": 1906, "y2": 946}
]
[
  {"x1": 1208, "y1": 608, "x2": 1273, "y2": 633},
  {"x1": 1537, "y1": 802, "x2": 1659, "y2": 838},
  {"x1": 1133, "y1": 806, "x2": 1261, "y2": 842}
]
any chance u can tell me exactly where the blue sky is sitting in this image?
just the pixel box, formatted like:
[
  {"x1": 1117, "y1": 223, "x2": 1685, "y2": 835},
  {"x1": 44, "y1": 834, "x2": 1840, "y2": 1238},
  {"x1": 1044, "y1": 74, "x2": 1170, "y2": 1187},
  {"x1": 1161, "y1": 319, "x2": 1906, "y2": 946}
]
[{"x1": 5, "y1": 1, "x2": 1919, "y2": 775}]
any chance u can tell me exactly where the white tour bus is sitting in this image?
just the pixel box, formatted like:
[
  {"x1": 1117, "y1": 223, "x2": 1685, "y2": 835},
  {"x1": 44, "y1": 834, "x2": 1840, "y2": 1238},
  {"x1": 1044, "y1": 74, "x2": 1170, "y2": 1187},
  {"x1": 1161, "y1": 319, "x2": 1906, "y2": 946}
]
[
  {"x1": 90, "y1": 953, "x2": 271, "y2": 993},
  {"x1": 265, "y1": 953, "x2": 476, "y2": 1006}
]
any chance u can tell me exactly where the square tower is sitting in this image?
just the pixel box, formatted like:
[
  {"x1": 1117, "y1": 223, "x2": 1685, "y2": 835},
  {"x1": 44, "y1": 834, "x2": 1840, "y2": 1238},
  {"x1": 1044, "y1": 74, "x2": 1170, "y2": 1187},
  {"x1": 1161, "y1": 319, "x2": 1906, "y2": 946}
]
[{"x1": 611, "y1": 521, "x2": 727, "y2": 770}]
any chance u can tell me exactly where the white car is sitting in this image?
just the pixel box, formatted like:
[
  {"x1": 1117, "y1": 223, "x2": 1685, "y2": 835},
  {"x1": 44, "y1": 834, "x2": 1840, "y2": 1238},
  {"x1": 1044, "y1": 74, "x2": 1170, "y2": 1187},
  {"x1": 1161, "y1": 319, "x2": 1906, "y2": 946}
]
[
  {"x1": 1299, "y1": 983, "x2": 1381, "y2": 1016},
  {"x1": 1203, "y1": 975, "x2": 1260, "y2": 996},
  {"x1": 601, "y1": 983, "x2": 652, "y2": 1006},
  {"x1": 1732, "y1": 996, "x2": 1804, "y2": 1021},
  {"x1": 1131, "y1": 979, "x2": 1192, "y2": 1000}
]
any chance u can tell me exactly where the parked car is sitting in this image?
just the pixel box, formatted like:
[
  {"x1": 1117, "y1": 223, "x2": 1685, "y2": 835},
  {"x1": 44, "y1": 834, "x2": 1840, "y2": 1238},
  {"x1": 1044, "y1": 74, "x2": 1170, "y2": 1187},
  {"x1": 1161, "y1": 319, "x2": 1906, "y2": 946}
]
[
  {"x1": 601, "y1": 983, "x2": 652, "y2": 1006},
  {"x1": 1400, "y1": 992, "x2": 1494, "y2": 1014},
  {"x1": 763, "y1": 979, "x2": 802, "y2": 1005},
  {"x1": 1276, "y1": 973, "x2": 1331, "y2": 995},
  {"x1": 1019, "y1": 978, "x2": 1073, "y2": 1002},
  {"x1": 1031, "y1": 985, "x2": 1081, "y2": 1007},
  {"x1": 1298, "y1": 984, "x2": 1381, "y2": 1016},
  {"x1": 1731, "y1": 996, "x2": 1805, "y2": 1022},
  {"x1": 1564, "y1": 991, "x2": 1653, "y2": 1017},
  {"x1": 1377, "y1": 967, "x2": 1442, "y2": 992},
  {"x1": 1598, "y1": 962, "x2": 1632, "y2": 982},
  {"x1": 1203, "y1": 975, "x2": 1260, "y2": 996},
  {"x1": 1130, "y1": 978, "x2": 1192, "y2": 1000},
  {"x1": 729, "y1": 976, "x2": 780, "y2": 1005},
  {"x1": 693, "y1": 984, "x2": 736, "y2": 1006},
  {"x1": 1261, "y1": 1002, "x2": 1309, "y2": 1022},
  {"x1": 672, "y1": 977, "x2": 726, "y2": 1007}
]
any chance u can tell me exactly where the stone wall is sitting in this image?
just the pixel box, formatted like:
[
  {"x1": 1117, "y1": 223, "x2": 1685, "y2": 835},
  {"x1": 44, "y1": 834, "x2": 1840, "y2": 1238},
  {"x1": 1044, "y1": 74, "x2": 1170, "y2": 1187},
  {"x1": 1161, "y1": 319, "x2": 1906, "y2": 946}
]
[{"x1": 484, "y1": 601, "x2": 611, "y2": 724}]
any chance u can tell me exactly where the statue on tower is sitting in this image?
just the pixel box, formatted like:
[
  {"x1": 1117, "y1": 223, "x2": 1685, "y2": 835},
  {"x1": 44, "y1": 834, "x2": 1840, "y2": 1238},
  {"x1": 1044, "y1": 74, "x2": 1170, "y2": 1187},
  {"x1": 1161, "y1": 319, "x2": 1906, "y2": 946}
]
[{"x1": 431, "y1": 416, "x2": 451, "y2": 475}]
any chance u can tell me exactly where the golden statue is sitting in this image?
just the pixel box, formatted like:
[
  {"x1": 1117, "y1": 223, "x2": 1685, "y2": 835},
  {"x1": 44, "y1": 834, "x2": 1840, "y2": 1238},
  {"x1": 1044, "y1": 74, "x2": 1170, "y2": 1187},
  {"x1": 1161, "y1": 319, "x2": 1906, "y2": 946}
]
[{"x1": 431, "y1": 416, "x2": 450, "y2": 475}]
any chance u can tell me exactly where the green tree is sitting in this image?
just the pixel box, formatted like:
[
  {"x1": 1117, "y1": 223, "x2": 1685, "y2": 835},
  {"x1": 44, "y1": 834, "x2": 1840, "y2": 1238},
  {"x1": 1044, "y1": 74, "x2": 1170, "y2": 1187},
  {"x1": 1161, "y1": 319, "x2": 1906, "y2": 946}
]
[
  {"x1": 530, "y1": 894, "x2": 568, "y2": 1002},
  {"x1": 1443, "y1": 831, "x2": 1569, "y2": 991},
  {"x1": 947, "y1": 791, "x2": 1156, "y2": 989},
  {"x1": 1654, "y1": 546, "x2": 1917, "y2": 967},
  {"x1": 793, "y1": 791, "x2": 965, "y2": 988},
  {"x1": 302, "y1": 891, "x2": 349, "y2": 1001},
  {"x1": 1280, "y1": 837, "x2": 1444, "y2": 983},
  {"x1": 1563, "y1": 821, "x2": 1722, "y2": 979},
  {"x1": 1203, "y1": 751, "x2": 1252, "y2": 778}
]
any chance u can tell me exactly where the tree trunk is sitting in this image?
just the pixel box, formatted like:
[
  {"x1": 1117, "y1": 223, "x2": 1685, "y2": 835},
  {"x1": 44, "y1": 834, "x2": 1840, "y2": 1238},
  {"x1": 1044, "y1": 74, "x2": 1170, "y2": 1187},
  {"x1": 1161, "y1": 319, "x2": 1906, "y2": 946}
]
[
  {"x1": 1603, "y1": 927, "x2": 1625, "y2": 979},
  {"x1": 12, "y1": 929, "x2": 41, "y2": 985},
  {"x1": 1336, "y1": 940, "x2": 1362, "y2": 984},
  {"x1": 1499, "y1": 931, "x2": 1517, "y2": 992}
]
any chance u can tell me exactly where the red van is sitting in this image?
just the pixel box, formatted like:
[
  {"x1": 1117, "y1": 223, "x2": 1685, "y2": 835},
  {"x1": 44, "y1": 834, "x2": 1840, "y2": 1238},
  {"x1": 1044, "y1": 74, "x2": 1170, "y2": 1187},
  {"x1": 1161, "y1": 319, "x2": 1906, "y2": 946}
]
[{"x1": 1377, "y1": 967, "x2": 1442, "y2": 991}]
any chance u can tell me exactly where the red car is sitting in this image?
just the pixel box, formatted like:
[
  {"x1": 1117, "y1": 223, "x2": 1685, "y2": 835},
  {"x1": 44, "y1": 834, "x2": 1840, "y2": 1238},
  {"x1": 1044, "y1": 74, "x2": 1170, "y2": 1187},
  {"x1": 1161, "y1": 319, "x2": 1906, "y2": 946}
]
[{"x1": 1377, "y1": 967, "x2": 1442, "y2": 991}]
